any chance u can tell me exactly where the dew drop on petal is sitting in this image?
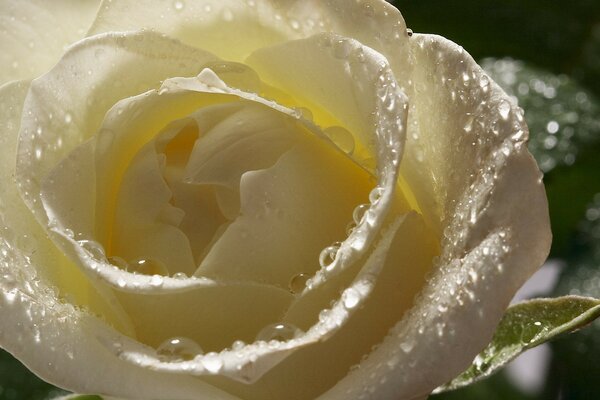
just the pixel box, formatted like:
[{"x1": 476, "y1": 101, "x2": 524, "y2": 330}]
[
  {"x1": 150, "y1": 274, "x2": 164, "y2": 287},
  {"x1": 157, "y1": 337, "x2": 203, "y2": 362},
  {"x1": 342, "y1": 288, "x2": 360, "y2": 309},
  {"x1": 324, "y1": 126, "x2": 355, "y2": 154},
  {"x1": 498, "y1": 100, "x2": 511, "y2": 120},
  {"x1": 173, "y1": 0, "x2": 184, "y2": 11},
  {"x1": 333, "y1": 39, "x2": 352, "y2": 59},
  {"x1": 256, "y1": 323, "x2": 301, "y2": 342},
  {"x1": 202, "y1": 352, "x2": 223, "y2": 373},
  {"x1": 77, "y1": 240, "x2": 106, "y2": 260},
  {"x1": 319, "y1": 244, "x2": 340, "y2": 269},
  {"x1": 222, "y1": 8, "x2": 234, "y2": 21},
  {"x1": 129, "y1": 258, "x2": 169, "y2": 275},
  {"x1": 172, "y1": 272, "x2": 188, "y2": 279},
  {"x1": 289, "y1": 272, "x2": 311, "y2": 294},
  {"x1": 64, "y1": 112, "x2": 73, "y2": 124},
  {"x1": 368, "y1": 187, "x2": 384, "y2": 205},
  {"x1": 353, "y1": 204, "x2": 369, "y2": 224},
  {"x1": 108, "y1": 256, "x2": 128, "y2": 270}
]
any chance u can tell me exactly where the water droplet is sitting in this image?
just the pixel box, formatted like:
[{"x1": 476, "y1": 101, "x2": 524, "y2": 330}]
[
  {"x1": 203, "y1": 4, "x2": 212, "y2": 12},
  {"x1": 289, "y1": 272, "x2": 311, "y2": 294},
  {"x1": 222, "y1": 8, "x2": 234, "y2": 21},
  {"x1": 77, "y1": 240, "x2": 106, "y2": 260},
  {"x1": 400, "y1": 339, "x2": 415, "y2": 353},
  {"x1": 201, "y1": 61, "x2": 260, "y2": 93},
  {"x1": 157, "y1": 337, "x2": 202, "y2": 362},
  {"x1": 319, "y1": 244, "x2": 339, "y2": 269},
  {"x1": 150, "y1": 275, "x2": 164, "y2": 287},
  {"x1": 231, "y1": 340, "x2": 246, "y2": 351},
  {"x1": 64, "y1": 112, "x2": 73, "y2": 124},
  {"x1": 202, "y1": 352, "x2": 223, "y2": 373},
  {"x1": 129, "y1": 258, "x2": 169, "y2": 275},
  {"x1": 463, "y1": 115, "x2": 474, "y2": 133},
  {"x1": 498, "y1": 100, "x2": 511, "y2": 120},
  {"x1": 342, "y1": 288, "x2": 360, "y2": 309},
  {"x1": 324, "y1": 126, "x2": 355, "y2": 154},
  {"x1": 353, "y1": 204, "x2": 369, "y2": 224},
  {"x1": 108, "y1": 256, "x2": 129, "y2": 270},
  {"x1": 172, "y1": 272, "x2": 188, "y2": 279},
  {"x1": 333, "y1": 39, "x2": 352, "y2": 59},
  {"x1": 289, "y1": 18, "x2": 300, "y2": 30},
  {"x1": 368, "y1": 187, "x2": 384, "y2": 204},
  {"x1": 256, "y1": 323, "x2": 301, "y2": 342},
  {"x1": 173, "y1": 0, "x2": 184, "y2": 11}
]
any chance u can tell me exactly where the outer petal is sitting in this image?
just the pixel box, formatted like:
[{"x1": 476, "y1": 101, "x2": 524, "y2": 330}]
[
  {"x1": 0, "y1": 81, "x2": 133, "y2": 335},
  {"x1": 0, "y1": 0, "x2": 100, "y2": 85},
  {"x1": 318, "y1": 34, "x2": 551, "y2": 400},
  {"x1": 0, "y1": 82, "x2": 238, "y2": 400},
  {"x1": 88, "y1": 0, "x2": 410, "y2": 72}
]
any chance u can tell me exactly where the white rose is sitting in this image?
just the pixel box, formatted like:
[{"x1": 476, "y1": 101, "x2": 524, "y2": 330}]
[{"x1": 0, "y1": 1, "x2": 551, "y2": 399}]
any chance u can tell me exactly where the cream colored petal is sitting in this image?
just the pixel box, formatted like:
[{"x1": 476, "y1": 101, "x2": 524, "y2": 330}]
[
  {"x1": 318, "y1": 34, "x2": 551, "y2": 400},
  {"x1": 109, "y1": 212, "x2": 433, "y2": 389},
  {"x1": 88, "y1": 0, "x2": 295, "y2": 61},
  {"x1": 184, "y1": 102, "x2": 297, "y2": 190},
  {"x1": 0, "y1": 81, "x2": 133, "y2": 336},
  {"x1": 111, "y1": 142, "x2": 196, "y2": 275},
  {"x1": 0, "y1": 0, "x2": 100, "y2": 85},
  {"x1": 0, "y1": 251, "x2": 241, "y2": 400},
  {"x1": 246, "y1": 33, "x2": 409, "y2": 294},
  {"x1": 88, "y1": 0, "x2": 409, "y2": 73},
  {"x1": 114, "y1": 282, "x2": 293, "y2": 353},
  {"x1": 197, "y1": 130, "x2": 373, "y2": 288},
  {"x1": 16, "y1": 30, "x2": 218, "y2": 226}
]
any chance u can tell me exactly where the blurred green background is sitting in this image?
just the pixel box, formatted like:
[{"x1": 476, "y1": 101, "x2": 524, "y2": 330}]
[{"x1": 1, "y1": 0, "x2": 600, "y2": 399}]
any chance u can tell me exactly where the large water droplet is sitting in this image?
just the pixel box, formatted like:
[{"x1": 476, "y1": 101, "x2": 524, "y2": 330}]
[
  {"x1": 129, "y1": 258, "x2": 169, "y2": 275},
  {"x1": 324, "y1": 126, "x2": 355, "y2": 154},
  {"x1": 342, "y1": 288, "x2": 360, "y2": 309},
  {"x1": 333, "y1": 39, "x2": 352, "y2": 59},
  {"x1": 319, "y1": 244, "x2": 340, "y2": 269},
  {"x1": 352, "y1": 204, "x2": 369, "y2": 224},
  {"x1": 77, "y1": 240, "x2": 106, "y2": 260},
  {"x1": 173, "y1": 0, "x2": 184, "y2": 11},
  {"x1": 256, "y1": 323, "x2": 301, "y2": 342},
  {"x1": 498, "y1": 100, "x2": 511, "y2": 120},
  {"x1": 108, "y1": 256, "x2": 128, "y2": 270},
  {"x1": 201, "y1": 61, "x2": 260, "y2": 93},
  {"x1": 202, "y1": 352, "x2": 223, "y2": 373},
  {"x1": 368, "y1": 187, "x2": 384, "y2": 205},
  {"x1": 222, "y1": 8, "x2": 234, "y2": 21},
  {"x1": 157, "y1": 337, "x2": 203, "y2": 362},
  {"x1": 289, "y1": 272, "x2": 311, "y2": 294}
]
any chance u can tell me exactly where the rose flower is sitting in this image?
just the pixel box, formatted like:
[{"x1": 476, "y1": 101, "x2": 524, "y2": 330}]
[{"x1": 0, "y1": 1, "x2": 551, "y2": 399}]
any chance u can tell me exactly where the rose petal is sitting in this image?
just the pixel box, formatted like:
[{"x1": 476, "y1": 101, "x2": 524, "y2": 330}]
[
  {"x1": 0, "y1": 0, "x2": 100, "y2": 85},
  {"x1": 317, "y1": 34, "x2": 551, "y2": 400},
  {"x1": 246, "y1": 33, "x2": 409, "y2": 293},
  {"x1": 197, "y1": 129, "x2": 372, "y2": 287},
  {"x1": 88, "y1": 0, "x2": 409, "y2": 74},
  {"x1": 0, "y1": 80, "x2": 134, "y2": 336},
  {"x1": 17, "y1": 31, "x2": 218, "y2": 226}
]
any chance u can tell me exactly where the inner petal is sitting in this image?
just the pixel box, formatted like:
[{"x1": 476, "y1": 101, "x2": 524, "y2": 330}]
[
  {"x1": 196, "y1": 123, "x2": 374, "y2": 288},
  {"x1": 111, "y1": 140, "x2": 197, "y2": 276}
]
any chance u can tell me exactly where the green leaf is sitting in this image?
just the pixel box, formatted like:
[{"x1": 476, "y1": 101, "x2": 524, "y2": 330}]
[{"x1": 434, "y1": 296, "x2": 600, "y2": 393}]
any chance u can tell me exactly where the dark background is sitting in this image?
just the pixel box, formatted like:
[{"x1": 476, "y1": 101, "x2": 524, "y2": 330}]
[{"x1": 1, "y1": 0, "x2": 600, "y2": 399}]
